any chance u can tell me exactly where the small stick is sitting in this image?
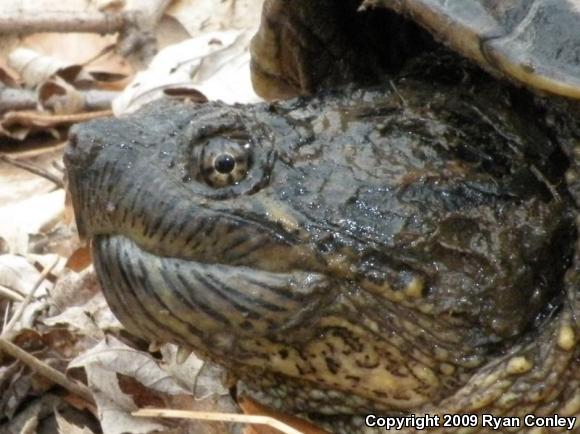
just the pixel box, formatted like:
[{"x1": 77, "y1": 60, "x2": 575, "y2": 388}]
[
  {"x1": 0, "y1": 337, "x2": 95, "y2": 405},
  {"x1": 0, "y1": 258, "x2": 95, "y2": 406},
  {"x1": 0, "y1": 0, "x2": 171, "y2": 35},
  {"x1": 0, "y1": 88, "x2": 37, "y2": 113},
  {"x1": 2, "y1": 109, "x2": 113, "y2": 126},
  {"x1": 2, "y1": 301, "x2": 10, "y2": 330},
  {"x1": 0, "y1": 284, "x2": 25, "y2": 302},
  {"x1": 133, "y1": 409, "x2": 304, "y2": 434},
  {"x1": 0, "y1": 153, "x2": 64, "y2": 189},
  {"x1": 139, "y1": 0, "x2": 173, "y2": 28},
  {"x1": 3, "y1": 257, "x2": 60, "y2": 333},
  {"x1": 0, "y1": 11, "x2": 126, "y2": 35},
  {"x1": 389, "y1": 80, "x2": 407, "y2": 106},
  {"x1": 1, "y1": 141, "x2": 66, "y2": 160}
]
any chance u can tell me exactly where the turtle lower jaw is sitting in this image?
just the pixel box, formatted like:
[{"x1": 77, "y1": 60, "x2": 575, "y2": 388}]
[{"x1": 91, "y1": 234, "x2": 331, "y2": 351}]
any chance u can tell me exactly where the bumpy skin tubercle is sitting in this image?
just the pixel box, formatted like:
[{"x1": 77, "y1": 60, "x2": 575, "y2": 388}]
[{"x1": 65, "y1": 58, "x2": 579, "y2": 432}]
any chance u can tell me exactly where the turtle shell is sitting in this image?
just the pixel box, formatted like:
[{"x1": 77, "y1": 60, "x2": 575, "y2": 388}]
[
  {"x1": 375, "y1": 0, "x2": 580, "y2": 99},
  {"x1": 251, "y1": 0, "x2": 580, "y2": 100}
]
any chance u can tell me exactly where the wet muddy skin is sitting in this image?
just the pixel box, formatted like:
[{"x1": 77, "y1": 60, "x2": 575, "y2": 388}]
[{"x1": 65, "y1": 53, "x2": 580, "y2": 432}]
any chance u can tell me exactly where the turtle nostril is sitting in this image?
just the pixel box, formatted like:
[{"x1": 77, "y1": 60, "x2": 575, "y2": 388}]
[
  {"x1": 68, "y1": 131, "x2": 78, "y2": 149},
  {"x1": 63, "y1": 129, "x2": 84, "y2": 166}
]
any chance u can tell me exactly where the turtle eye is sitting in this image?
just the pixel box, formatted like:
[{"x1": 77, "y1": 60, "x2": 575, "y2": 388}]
[
  {"x1": 214, "y1": 153, "x2": 236, "y2": 174},
  {"x1": 201, "y1": 136, "x2": 252, "y2": 187}
]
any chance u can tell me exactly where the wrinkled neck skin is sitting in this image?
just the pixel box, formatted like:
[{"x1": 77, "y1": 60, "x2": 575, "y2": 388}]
[{"x1": 65, "y1": 62, "x2": 580, "y2": 429}]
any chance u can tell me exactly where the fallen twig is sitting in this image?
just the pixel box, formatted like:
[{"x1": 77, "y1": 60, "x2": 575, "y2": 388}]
[
  {"x1": 0, "y1": 257, "x2": 95, "y2": 405},
  {"x1": 0, "y1": 153, "x2": 65, "y2": 189},
  {"x1": 2, "y1": 304, "x2": 9, "y2": 331},
  {"x1": 148, "y1": 0, "x2": 173, "y2": 27},
  {"x1": 0, "y1": 336, "x2": 95, "y2": 405},
  {"x1": 0, "y1": 0, "x2": 173, "y2": 65},
  {"x1": 133, "y1": 408, "x2": 304, "y2": 434},
  {"x1": 0, "y1": 88, "x2": 37, "y2": 113},
  {"x1": 3, "y1": 257, "x2": 60, "y2": 333},
  {"x1": 0, "y1": 11, "x2": 126, "y2": 35},
  {"x1": 0, "y1": 284, "x2": 25, "y2": 303},
  {"x1": 2, "y1": 109, "x2": 113, "y2": 127}
]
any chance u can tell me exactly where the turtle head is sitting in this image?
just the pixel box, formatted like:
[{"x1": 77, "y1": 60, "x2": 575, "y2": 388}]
[
  {"x1": 65, "y1": 99, "x2": 339, "y2": 347},
  {"x1": 65, "y1": 84, "x2": 577, "y2": 416}
]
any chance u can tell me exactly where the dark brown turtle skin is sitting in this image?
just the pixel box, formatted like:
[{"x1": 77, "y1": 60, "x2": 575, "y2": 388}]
[
  {"x1": 65, "y1": 57, "x2": 580, "y2": 433},
  {"x1": 65, "y1": 1, "x2": 580, "y2": 433},
  {"x1": 248, "y1": 2, "x2": 580, "y2": 429}
]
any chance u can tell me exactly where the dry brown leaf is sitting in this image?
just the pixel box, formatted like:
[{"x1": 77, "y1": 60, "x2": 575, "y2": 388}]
[
  {"x1": 0, "y1": 109, "x2": 112, "y2": 141},
  {"x1": 43, "y1": 294, "x2": 122, "y2": 339},
  {"x1": 113, "y1": 30, "x2": 260, "y2": 114},
  {"x1": 65, "y1": 246, "x2": 92, "y2": 272},
  {"x1": 165, "y1": 0, "x2": 262, "y2": 37},
  {"x1": 43, "y1": 304, "x2": 104, "y2": 339},
  {"x1": 1, "y1": 254, "x2": 64, "y2": 333},
  {"x1": 0, "y1": 189, "x2": 65, "y2": 254},
  {"x1": 0, "y1": 253, "x2": 63, "y2": 333},
  {"x1": 240, "y1": 397, "x2": 330, "y2": 434},
  {"x1": 49, "y1": 267, "x2": 101, "y2": 312},
  {"x1": 0, "y1": 255, "x2": 52, "y2": 298},
  {"x1": 155, "y1": 15, "x2": 192, "y2": 51},
  {"x1": 39, "y1": 78, "x2": 86, "y2": 114},
  {"x1": 64, "y1": 187, "x2": 76, "y2": 226},
  {"x1": 80, "y1": 48, "x2": 132, "y2": 91},
  {"x1": 0, "y1": 393, "x2": 67, "y2": 434},
  {"x1": 69, "y1": 336, "x2": 190, "y2": 396},
  {"x1": 0, "y1": 329, "x2": 83, "y2": 420},
  {"x1": 7, "y1": 37, "x2": 131, "y2": 100},
  {"x1": 66, "y1": 336, "x2": 245, "y2": 433},
  {"x1": 28, "y1": 222, "x2": 81, "y2": 261},
  {"x1": 0, "y1": 67, "x2": 20, "y2": 88},
  {"x1": 0, "y1": 149, "x2": 62, "y2": 204},
  {"x1": 94, "y1": 0, "x2": 126, "y2": 13},
  {"x1": 2, "y1": 109, "x2": 111, "y2": 129},
  {"x1": 40, "y1": 328, "x2": 86, "y2": 359},
  {"x1": 0, "y1": 361, "x2": 31, "y2": 420},
  {"x1": 8, "y1": 48, "x2": 72, "y2": 88},
  {"x1": 44, "y1": 266, "x2": 121, "y2": 339},
  {"x1": 56, "y1": 411, "x2": 96, "y2": 434},
  {"x1": 159, "y1": 343, "x2": 229, "y2": 399},
  {"x1": 81, "y1": 364, "x2": 167, "y2": 434},
  {"x1": 20, "y1": 33, "x2": 131, "y2": 86},
  {"x1": 11, "y1": 395, "x2": 61, "y2": 433},
  {"x1": 62, "y1": 392, "x2": 99, "y2": 416}
]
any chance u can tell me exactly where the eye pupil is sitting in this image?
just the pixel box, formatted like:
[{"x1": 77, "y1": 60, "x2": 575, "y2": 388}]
[{"x1": 214, "y1": 153, "x2": 236, "y2": 174}]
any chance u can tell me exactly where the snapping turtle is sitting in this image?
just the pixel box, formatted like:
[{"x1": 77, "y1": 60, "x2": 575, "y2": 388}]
[{"x1": 65, "y1": 1, "x2": 580, "y2": 433}]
